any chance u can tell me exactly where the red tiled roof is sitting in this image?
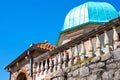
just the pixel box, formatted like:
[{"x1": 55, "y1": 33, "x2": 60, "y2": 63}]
[{"x1": 34, "y1": 42, "x2": 57, "y2": 51}]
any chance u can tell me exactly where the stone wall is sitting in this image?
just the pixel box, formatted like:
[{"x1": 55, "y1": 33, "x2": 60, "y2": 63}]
[
  {"x1": 49, "y1": 48, "x2": 120, "y2": 80},
  {"x1": 10, "y1": 62, "x2": 31, "y2": 80}
]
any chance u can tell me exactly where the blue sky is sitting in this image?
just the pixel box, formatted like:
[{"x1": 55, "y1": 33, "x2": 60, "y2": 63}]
[{"x1": 0, "y1": 0, "x2": 120, "y2": 80}]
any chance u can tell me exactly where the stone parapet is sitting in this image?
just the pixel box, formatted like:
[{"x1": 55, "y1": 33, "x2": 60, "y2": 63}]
[{"x1": 49, "y1": 48, "x2": 120, "y2": 80}]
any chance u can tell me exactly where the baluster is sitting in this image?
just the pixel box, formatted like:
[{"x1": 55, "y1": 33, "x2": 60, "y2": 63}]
[
  {"x1": 48, "y1": 58, "x2": 53, "y2": 73},
  {"x1": 57, "y1": 53, "x2": 62, "y2": 70},
  {"x1": 88, "y1": 38, "x2": 93, "y2": 57},
  {"x1": 40, "y1": 61, "x2": 44, "y2": 76},
  {"x1": 53, "y1": 56, "x2": 57, "y2": 72},
  {"x1": 44, "y1": 59, "x2": 48, "y2": 75},
  {"x1": 104, "y1": 31, "x2": 111, "y2": 54},
  {"x1": 33, "y1": 63, "x2": 37, "y2": 73},
  {"x1": 68, "y1": 47, "x2": 73, "y2": 66},
  {"x1": 36, "y1": 62, "x2": 40, "y2": 76},
  {"x1": 33, "y1": 63, "x2": 37, "y2": 80},
  {"x1": 113, "y1": 27, "x2": 119, "y2": 49},
  {"x1": 74, "y1": 44, "x2": 79, "y2": 64},
  {"x1": 96, "y1": 34, "x2": 103, "y2": 56},
  {"x1": 63, "y1": 51, "x2": 67, "y2": 68},
  {"x1": 80, "y1": 41, "x2": 86, "y2": 60}
]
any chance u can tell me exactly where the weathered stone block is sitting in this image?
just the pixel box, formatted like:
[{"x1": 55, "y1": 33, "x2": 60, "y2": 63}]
[
  {"x1": 89, "y1": 63, "x2": 97, "y2": 69},
  {"x1": 106, "y1": 59, "x2": 114, "y2": 64},
  {"x1": 102, "y1": 72, "x2": 109, "y2": 80},
  {"x1": 108, "y1": 70, "x2": 114, "y2": 79},
  {"x1": 91, "y1": 57, "x2": 100, "y2": 63},
  {"x1": 67, "y1": 77, "x2": 73, "y2": 80},
  {"x1": 80, "y1": 67, "x2": 89, "y2": 77},
  {"x1": 97, "y1": 62, "x2": 105, "y2": 68},
  {"x1": 114, "y1": 69, "x2": 120, "y2": 80},
  {"x1": 113, "y1": 48, "x2": 120, "y2": 61},
  {"x1": 72, "y1": 69, "x2": 79, "y2": 77},
  {"x1": 87, "y1": 74, "x2": 97, "y2": 80},
  {"x1": 117, "y1": 62, "x2": 120, "y2": 68},
  {"x1": 80, "y1": 78, "x2": 87, "y2": 80},
  {"x1": 102, "y1": 70, "x2": 114, "y2": 80},
  {"x1": 92, "y1": 68, "x2": 105, "y2": 77},
  {"x1": 106, "y1": 63, "x2": 116, "y2": 69},
  {"x1": 96, "y1": 78, "x2": 102, "y2": 80},
  {"x1": 101, "y1": 53, "x2": 112, "y2": 61}
]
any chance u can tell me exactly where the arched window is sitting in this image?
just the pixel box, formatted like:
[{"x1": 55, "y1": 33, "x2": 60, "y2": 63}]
[{"x1": 16, "y1": 72, "x2": 27, "y2": 80}]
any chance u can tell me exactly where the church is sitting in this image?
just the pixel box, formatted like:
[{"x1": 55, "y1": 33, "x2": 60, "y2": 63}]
[{"x1": 5, "y1": 1, "x2": 120, "y2": 80}]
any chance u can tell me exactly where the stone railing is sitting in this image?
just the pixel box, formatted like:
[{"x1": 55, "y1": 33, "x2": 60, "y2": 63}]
[{"x1": 33, "y1": 17, "x2": 120, "y2": 80}]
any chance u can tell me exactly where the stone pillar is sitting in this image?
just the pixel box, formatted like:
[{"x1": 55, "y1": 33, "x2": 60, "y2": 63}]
[
  {"x1": 63, "y1": 51, "x2": 67, "y2": 68},
  {"x1": 44, "y1": 59, "x2": 48, "y2": 75},
  {"x1": 88, "y1": 38, "x2": 93, "y2": 58},
  {"x1": 58, "y1": 53, "x2": 62, "y2": 70},
  {"x1": 36, "y1": 62, "x2": 40, "y2": 76},
  {"x1": 113, "y1": 26, "x2": 119, "y2": 49},
  {"x1": 49, "y1": 58, "x2": 53, "y2": 73},
  {"x1": 96, "y1": 34, "x2": 103, "y2": 56},
  {"x1": 53, "y1": 56, "x2": 57, "y2": 72},
  {"x1": 80, "y1": 41, "x2": 86, "y2": 60},
  {"x1": 40, "y1": 61, "x2": 44, "y2": 76},
  {"x1": 68, "y1": 47, "x2": 73, "y2": 67},
  {"x1": 33, "y1": 63, "x2": 37, "y2": 80},
  {"x1": 74, "y1": 44, "x2": 79, "y2": 64},
  {"x1": 104, "y1": 31, "x2": 111, "y2": 54}
]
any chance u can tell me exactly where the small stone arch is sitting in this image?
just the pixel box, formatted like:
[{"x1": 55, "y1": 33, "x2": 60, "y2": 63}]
[
  {"x1": 14, "y1": 65, "x2": 31, "y2": 80},
  {"x1": 16, "y1": 72, "x2": 27, "y2": 80}
]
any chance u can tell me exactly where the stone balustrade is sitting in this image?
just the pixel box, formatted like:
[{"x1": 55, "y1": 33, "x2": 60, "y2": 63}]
[{"x1": 33, "y1": 17, "x2": 120, "y2": 80}]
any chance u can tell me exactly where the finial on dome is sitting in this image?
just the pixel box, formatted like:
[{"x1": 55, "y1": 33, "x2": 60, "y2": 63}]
[
  {"x1": 44, "y1": 40, "x2": 48, "y2": 43},
  {"x1": 29, "y1": 43, "x2": 34, "y2": 47}
]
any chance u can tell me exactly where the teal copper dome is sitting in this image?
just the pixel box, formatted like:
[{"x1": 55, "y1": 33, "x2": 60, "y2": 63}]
[{"x1": 63, "y1": 2, "x2": 119, "y2": 30}]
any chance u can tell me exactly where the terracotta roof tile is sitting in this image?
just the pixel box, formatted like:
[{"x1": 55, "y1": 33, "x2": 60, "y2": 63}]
[{"x1": 34, "y1": 42, "x2": 57, "y2": 51}]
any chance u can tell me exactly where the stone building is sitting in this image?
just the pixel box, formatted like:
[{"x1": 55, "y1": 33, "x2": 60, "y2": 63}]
[{"x1": 5, "y1": 1, "x2": 120, "y2": 80}]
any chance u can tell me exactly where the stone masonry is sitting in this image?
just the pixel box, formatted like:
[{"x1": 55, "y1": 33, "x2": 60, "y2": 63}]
[{"x1": 46, "y1": 48, "x2": 120, "y2": 80}]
